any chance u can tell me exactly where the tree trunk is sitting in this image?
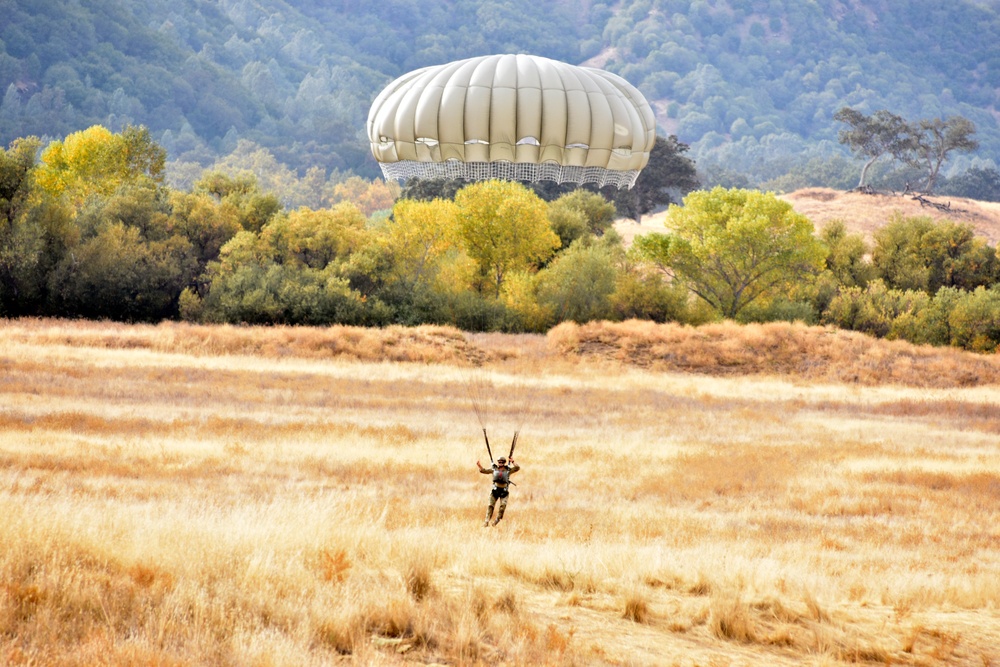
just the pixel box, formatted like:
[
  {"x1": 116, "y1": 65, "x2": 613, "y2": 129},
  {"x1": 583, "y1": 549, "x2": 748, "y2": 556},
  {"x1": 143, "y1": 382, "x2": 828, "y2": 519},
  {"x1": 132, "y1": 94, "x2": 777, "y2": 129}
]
[{"x1": 858, "y1": 156, "x2": 878, "y2": 187}]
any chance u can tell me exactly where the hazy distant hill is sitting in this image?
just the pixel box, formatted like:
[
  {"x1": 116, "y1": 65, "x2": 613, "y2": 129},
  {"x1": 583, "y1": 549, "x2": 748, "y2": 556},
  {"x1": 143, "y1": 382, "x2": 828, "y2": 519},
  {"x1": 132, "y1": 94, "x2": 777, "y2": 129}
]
[{"x1": 2, "y1": 0, "x2": 998, "y2": 189}]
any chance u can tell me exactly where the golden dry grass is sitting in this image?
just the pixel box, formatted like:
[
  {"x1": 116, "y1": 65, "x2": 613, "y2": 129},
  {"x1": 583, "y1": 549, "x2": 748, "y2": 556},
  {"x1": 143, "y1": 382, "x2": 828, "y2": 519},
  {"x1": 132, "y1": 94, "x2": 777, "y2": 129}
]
[
  {"x1": 1, "y1": 317, "x2": 999, "y2": 666},
  {"x1": 779, "y1": 188, "x2": 1000, "y2": 244},
  {"x1": 549, "y1": 319, "x2": 1000, "y2": 388}
]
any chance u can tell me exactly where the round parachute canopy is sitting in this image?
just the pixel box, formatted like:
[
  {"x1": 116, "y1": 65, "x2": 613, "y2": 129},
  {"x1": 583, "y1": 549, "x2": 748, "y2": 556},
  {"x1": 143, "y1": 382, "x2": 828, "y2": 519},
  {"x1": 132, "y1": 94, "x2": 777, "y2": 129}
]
[{"x1": 367, "y1": 54, "x2": 656, "y2": 189}]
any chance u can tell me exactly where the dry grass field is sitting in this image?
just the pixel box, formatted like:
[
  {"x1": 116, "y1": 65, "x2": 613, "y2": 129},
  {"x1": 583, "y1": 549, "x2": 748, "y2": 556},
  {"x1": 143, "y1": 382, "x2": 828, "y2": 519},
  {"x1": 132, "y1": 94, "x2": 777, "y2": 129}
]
[{"x1": 2, "y1": 317, "x2": 1000, "y2": 666}]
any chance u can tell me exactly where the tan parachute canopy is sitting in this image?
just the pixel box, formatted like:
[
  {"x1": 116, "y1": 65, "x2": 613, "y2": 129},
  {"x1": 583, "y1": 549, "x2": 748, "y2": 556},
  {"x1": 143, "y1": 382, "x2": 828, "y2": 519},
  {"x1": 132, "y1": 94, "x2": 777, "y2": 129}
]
[{"x1": 367, "y1": 54, "x2": 656, "y2": 189}]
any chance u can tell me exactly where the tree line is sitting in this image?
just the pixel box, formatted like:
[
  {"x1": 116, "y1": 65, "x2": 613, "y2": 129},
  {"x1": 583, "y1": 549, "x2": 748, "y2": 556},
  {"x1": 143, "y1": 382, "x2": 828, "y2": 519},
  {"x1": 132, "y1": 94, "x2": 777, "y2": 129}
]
[
  {"x1": 0, "y1": 126, "x2": 698, "y2": 329},
  {"x1": 4, "y1": 126, "x2": 1000, "y2": 352}
]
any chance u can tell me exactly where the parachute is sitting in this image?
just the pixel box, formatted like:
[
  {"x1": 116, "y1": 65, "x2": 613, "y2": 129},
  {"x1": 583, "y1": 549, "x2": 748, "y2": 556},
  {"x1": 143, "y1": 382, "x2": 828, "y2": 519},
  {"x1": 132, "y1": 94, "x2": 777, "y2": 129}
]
[{"x1": 367, "y1": 54, "x2": 656, "y2": 189}]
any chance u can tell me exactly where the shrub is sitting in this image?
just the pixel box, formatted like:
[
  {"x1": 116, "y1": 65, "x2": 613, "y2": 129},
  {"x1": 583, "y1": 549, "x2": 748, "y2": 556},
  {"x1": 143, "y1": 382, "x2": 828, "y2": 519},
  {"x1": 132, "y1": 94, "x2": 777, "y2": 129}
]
[
  {"x1": 822, "y1": 280, "x2": 928, "y2": 339},
  {"x1": 535, "y1": 240, "x2": 618, "y2": 324},
  {"x1": 948, "y1": 286, "x2": 1000, "y2": 352}
]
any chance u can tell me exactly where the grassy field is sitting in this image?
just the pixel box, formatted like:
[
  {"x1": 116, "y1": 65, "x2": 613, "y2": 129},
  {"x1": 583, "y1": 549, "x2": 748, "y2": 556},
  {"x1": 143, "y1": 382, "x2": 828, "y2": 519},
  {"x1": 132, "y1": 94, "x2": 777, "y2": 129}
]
[{"x1": 1, "y1": 318, "x2": 999, "y2": 666}]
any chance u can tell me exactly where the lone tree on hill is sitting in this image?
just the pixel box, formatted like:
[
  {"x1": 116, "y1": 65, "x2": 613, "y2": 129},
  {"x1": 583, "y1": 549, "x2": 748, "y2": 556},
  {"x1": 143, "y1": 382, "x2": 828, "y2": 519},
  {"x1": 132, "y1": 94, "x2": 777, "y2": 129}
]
[
  {"x1": 834, "y1": 107, "x2": 915, "y2": 189},
  {"x1": 908, "y1": 116, "x2": 978, "y2": 192}
]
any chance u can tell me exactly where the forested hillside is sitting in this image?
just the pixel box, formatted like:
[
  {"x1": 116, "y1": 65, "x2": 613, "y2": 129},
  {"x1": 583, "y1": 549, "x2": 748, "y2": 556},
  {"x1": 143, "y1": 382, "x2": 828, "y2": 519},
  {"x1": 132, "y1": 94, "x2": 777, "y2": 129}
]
[
  {"x1": 2, "y1": 0, "x2": 998, "y2": 191},
  {"x1": 598, "y1": 0, "x2": 1000, "y2": 187}
]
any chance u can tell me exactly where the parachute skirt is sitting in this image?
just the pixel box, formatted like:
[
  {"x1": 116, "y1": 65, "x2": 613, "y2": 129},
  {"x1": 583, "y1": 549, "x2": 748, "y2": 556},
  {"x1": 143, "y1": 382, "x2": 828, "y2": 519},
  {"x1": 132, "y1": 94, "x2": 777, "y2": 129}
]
[{"x1": 377, "y1": 159, "x2": 642, "y2": 189}]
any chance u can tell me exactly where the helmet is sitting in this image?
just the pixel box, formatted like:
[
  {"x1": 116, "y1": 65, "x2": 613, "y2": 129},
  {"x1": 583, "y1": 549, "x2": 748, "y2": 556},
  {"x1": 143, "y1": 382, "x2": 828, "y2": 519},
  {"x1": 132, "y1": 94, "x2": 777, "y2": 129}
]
[{"x1": 497, "y1": 457, "x2": 507, "y2": 465}]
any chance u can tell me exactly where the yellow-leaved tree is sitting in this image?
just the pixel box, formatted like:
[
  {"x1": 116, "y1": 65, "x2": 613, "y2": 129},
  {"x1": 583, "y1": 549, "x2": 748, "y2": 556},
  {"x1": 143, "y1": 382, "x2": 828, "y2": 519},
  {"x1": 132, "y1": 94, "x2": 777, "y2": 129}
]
[
  {"x1": 264, "y1": 203, "x2": 368, "y2": 269},
  {"x1": 454, "y1": 180, "x2": 559, "y2": 297},
  {"x1": 33, "y1": 125, "x2": 165, "y2": 206},
  {"x1": 381, "y1": 198, "x2": 460, "y2": 292}
]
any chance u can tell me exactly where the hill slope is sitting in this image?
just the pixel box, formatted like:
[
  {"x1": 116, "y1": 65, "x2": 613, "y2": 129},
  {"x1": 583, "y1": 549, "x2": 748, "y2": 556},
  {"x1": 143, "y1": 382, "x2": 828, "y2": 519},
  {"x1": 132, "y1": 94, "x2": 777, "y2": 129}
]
[
  {"x1": 1, "y1": 0, "x2": 998, "y2": 188},
  {"x1": 780, "y1": 188, "x2": 1000, "y2": 243},
  {"x1": 618, "y1": 188, "x2": 1000, "y2": 245}
]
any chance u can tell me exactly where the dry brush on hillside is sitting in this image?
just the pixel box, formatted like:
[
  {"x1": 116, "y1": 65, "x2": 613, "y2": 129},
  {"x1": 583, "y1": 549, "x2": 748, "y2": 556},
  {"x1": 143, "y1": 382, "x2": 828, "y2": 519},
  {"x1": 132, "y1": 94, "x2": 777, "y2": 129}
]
[
  {"x1": 547, "y1": 319, "x2": 1000, "y2": 388},
  {"x1": 4, "y1": 317, "x2": 1000, "y2": 388}
]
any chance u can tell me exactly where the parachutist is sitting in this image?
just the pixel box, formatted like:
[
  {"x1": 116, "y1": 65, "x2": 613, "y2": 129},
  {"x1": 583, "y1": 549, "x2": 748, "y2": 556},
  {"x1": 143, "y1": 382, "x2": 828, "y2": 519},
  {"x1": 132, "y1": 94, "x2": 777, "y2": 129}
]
[{"x1": 477, "y1": 456, "x2": 519, "y2": 526}]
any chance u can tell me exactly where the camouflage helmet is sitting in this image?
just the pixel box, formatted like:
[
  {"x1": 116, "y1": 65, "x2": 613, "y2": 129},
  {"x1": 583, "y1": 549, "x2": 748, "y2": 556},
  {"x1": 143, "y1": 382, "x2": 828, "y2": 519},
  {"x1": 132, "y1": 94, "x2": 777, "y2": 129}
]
[{"x1": 497, "y1": 457, "x2": 507, "y2": 465}]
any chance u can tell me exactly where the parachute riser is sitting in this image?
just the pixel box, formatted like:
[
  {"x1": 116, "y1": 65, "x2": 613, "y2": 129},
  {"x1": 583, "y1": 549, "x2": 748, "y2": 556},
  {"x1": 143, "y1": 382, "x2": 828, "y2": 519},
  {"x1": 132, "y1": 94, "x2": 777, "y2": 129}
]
[
  {"x1": 484, "y1": 429, "x2": 519, "y2": 466},
  {"x1": 483, "y1": 428, "x2": 494, "y2": 465}
]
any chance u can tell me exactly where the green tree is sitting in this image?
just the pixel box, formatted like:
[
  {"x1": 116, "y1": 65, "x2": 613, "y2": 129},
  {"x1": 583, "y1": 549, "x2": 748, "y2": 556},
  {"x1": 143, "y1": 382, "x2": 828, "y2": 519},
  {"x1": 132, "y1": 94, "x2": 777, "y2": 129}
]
[
  {"x1": 0, "y1": 200, "x2": 75, "y2": 315},
  {"x1": 611, "y1": 135, "x2": 699, "y2": 222},
  {"x1": 547, "y1": 189, "x2": 617, "y2": 248},
  {"x1": 398, "y1": 177, "x2": 466, "y2": 202},
  {"x1": 166, "y1": 190, "x2": 242, "y2": 267},
  {"x1": 546, "y1": 198, "x2": 588, "y2": 249},
  {"x1": 822, "y1": 280, "x2": 929, "y2": 339},
  {"x1": 872, "y1": 214, "x2": 998, "y2": 293},
  {"x1": 559, "y1": 189, "x2": 617, "y2": 236},
  {"x1": 907, "y1": 286, "x2": 965, "y2": 346},
  {"x1": 613, "y1": 243, "x2": 701, "y2": 324},
  {"x1": 47, "y1": 183, "x2": 199, "y2": 321},
  {"x1": 948, "y1": 285, "x2": 1000, "y2": 352},
  {"x1": 0, "y1": 137, "x2": 46, "y2": 313},
  {"x1": 919, "y1": 221, "x2": 998, "y2": 292},
  {"x1": 871, "y1": 214, "x2": 935, "y2": 291},
  {"x1": 0, "y1": 137, "x2": 40, "y2": 226},
  {"x1": 48, "y1": 220, "x2": 195, "y2": 321},
  {"x1": 634, "y1": 187, "x2": 826, "y2": 319},
  {"x1": 194, "y1": 171, "x2": 282, "y2": 233},
  {"x1": 820, "y1": 220, "x2": 874, "y2": 288},
  {"x1": 191, "y1": 200, "x2": 373, "y2": 325},
  {"x1": 909, "y1": 116, "x2": 978, "y2": 192},
  {"x1": 454, "y1": 180, "x2": 559, "y2": 298},
  {"x1": 940, "y1": 166, "x2": 1000, "y2": 202},
  {"x1": 535, "y1": 239, "x2": 618, "y2": 324},
  {"x1": 194, "y1": 228, "x2": 368, "y2": 326},
  {"x1": 834, "y1": 108, "x2": 915, "y2": 188}
]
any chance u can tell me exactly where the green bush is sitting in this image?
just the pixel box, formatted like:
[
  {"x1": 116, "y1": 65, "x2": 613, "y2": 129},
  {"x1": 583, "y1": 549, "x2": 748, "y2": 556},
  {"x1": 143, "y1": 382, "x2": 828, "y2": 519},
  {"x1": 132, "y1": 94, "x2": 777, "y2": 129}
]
[
  {"x1": 948, "y1": 286, "x2": 1000, "y2": 352},
  {"x1": 535, "y1": 241, "x2": 618, "y2": 324},
  {"x1": 822, "y1": 280, "x2": 929, "y2": 339}
]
